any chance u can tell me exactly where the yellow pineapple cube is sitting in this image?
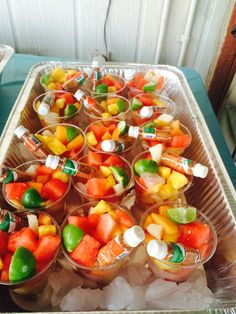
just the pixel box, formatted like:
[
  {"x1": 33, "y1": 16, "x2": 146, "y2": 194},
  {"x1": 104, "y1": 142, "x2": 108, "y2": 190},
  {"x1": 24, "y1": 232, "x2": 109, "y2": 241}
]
[
  {"x1": 102, "y1": 112, "x2": 112, "y2": 118},
  {"x1": 92, "y1": 200, "x2": 112, "y2": 214},
  {"x1": 100, "y1": 166, "x2": 112, "y2": 177},
  {"x1": 55, "y1": 98, "x2": 65, "y2": 109},
  {"x1": 153, "y1": 99, "x2": 165, "y2": 107},
  {"x1": 159, "y1": 166, "x2": 171, "y2": 179},
  {"x1": 167, "y1": 171, "x2": 188, "y2": 190},
  {"x1": 106, "y1": 175, "x2": 116, "y2": 188},
  {"x1": 108, "y1": 86, "x2": 117, "y2": 93},
  {"x1": 86, "y1": 131, "x2": 97, "y2": 146},
  {"x1": 46, "y1": 82, "x2": 56, "y2": 90},
  {"x1": 108, "y1": 103, "x2": 118, "y2": 115},
  {"x1": 50, "y1": 67, "x2": 65, "y2": 82},
  {"x1": 158, "y1": 183, "x2": 179, "y2": 200},
  {"x1": 52, "y1": 171, "x2": 69, "y2": 183}
]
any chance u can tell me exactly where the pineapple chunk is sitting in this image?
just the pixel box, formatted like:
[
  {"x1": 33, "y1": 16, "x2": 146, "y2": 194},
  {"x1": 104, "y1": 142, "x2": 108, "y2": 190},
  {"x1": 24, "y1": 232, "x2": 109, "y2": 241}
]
[
  {"x1": 151, "y1": 213, "x2": 178, "y2": 235},
  {"x1": 50, "y1": 67, "x2": 65, "y2": 82},
  {"x1": 100, "y1": 166, "x2": 112, "y2": 177},
  {"x1": 162, "y1": 232, "x2": 179, "y2": 242},
  {"x1": 92, "y1": 200, "x2": 112, "y2": 214},
  {"x1": 102, "y1": 131, "x2": 112, "y2": 141},
  {"x1": 158, "y1": 183, "x2": 179, "y2": 200},
  {"x1": 159, "y1": 166, "x2": 171, "y2": 179},
  {"x1": 102, "y1": 112, "x2": 112, "y2": 118},
  {"x1": 106, "y1": 175, "x2": 116, "y2": 188},
  {"x1": 52, "y1": 171, "x2": 69, "y2": 183},
  {"x1": 108, "y1": 86, "x2": 117, "y2": 93},
  {"x1": 108, "y1": 103, "x2": 118, "y2": 115},
  {"x1": 167, "y1": 171, "x2": 188, "y2": 190},
  {"x1": 86, "y1": 131, "x2": 98, "y2": 146},
  {"x1": 55, "y1": 98, "x2": 65, "y2": 109}
]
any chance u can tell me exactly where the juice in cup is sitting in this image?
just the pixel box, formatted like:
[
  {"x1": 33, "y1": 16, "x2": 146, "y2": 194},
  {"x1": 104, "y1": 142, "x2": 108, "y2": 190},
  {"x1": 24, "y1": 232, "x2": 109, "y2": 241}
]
[
  {"x1": 84, "y1": 72, "x2": 126, "y2": 97},
  {"x1": 85, "y1": 119, "x2": 136, "y2": 162},
  {"x1": 40, "y1": 67, "x2": 92, "y2": 93},
  {"x1": 139, "y1": 115, "x2": 192, "y2": 155},
  {"x1": 130, "y1": 93, "x2": 176, "y2": 126},
  {"x1": 125, "y1": 70, "x2": 165, "y2": 100},
  {"x1": 33, "y1": 91, "x2": 82, "y2": 127},
  {"x1": 61, "y1": 200, "x2": 144, "y2": 283},
  {"x1": 35, "y1": 123, "x2": 85, "y2": 160},
  {"x1": 2, "y1": 160, "x2": 71, "y2": 223},
  {"x1": 132, "y1": 150, "x2": 192, "y2": 210},
  {"x1": 72, "y1": 152, "x2": 133, "y2": 204},
  {"x1": 140, "y1": 201, "x2": 217, "y2": 282},
  {"x1": 82, "y1": 94, "x2": 131, "y2": 124},
  {"x1": 0, "y1": 209, "x2": 60, "y2": 296}
]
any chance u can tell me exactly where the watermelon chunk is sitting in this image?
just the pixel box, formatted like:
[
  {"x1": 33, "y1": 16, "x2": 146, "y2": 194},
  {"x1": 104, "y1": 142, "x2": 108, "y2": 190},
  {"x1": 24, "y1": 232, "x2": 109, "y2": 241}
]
[
  {"x1": 115, "y1": 209, "x2": 134, "y2": 228},
  {"x1": 86, "y1": 178, "x2": 108, "y2": 196},
  {"x1": 0, "y1": 231, "x2": 9, "y2": 257},
  {"x1": 178, "y1": 222, "x2": 210, "y2": 249},
  {"x1": 103, "y1": 155, "x2": 125, "y2": 167},
  {"x1": 41, "y1": 179, "x2": 68, "y2": 201},
  {"x1": 33, "y1": 235, "x2": 60, "y2": 263},
  {"x1": 87, "y1": 151, "x2": 102, "y2": 167},
  {"x1": 89, "y1": 123, "x2": 108, "y2": 141},
  {"x1": 5, "y1": 182, "x2": 29, "y2": 201},
  {"x1": 95, "y1": 213, "x2": 116, "y2": 244},
  {"x1": 7, "y1": 227, "x2": 37, "y2": 253}
]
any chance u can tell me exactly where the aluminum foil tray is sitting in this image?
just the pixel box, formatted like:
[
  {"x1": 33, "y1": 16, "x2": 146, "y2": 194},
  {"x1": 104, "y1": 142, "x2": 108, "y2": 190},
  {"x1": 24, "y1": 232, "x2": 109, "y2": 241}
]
[
  {"x1": 0, "y1": 62, "x2": 236, "y2": 313},
  {"x1": 0, "y1": 44, "x2": 14, "y2": 78}
]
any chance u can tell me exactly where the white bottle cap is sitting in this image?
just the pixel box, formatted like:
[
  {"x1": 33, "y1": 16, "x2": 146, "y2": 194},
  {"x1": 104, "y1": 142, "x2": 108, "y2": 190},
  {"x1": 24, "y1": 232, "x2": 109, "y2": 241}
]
[
  {"x1": 46, "y1": 155, "x2": 60, "y2": 169},
  {"x1": 84, "y1": 67, "x2": 93, "y2": 77},
  {"x1": 123, "y1": 225, "x2": 145, "y2": 248},
  {"x1": 38, "y1": 103, "x2": 50, "y2": 116},
  {"x1": 101, "y1": 140, "x2": 116, "y2": 152},
  {"x1": 140, "y1": 106, "x2": 154, "y2": 118},
  {"x1": 124, "y1": 69, "x2": 135, "y2": 81},
  {"x1": 128, "y1": 126, "x2": 139, "y2": 139},
  {"x1": 192, "y1": 163, "x2": 209, "y2": 178},
  {"x1": 147, "y1": 239, "x2": 168, "y2": 260},
  {"x1": 92, "y1": 60, "x2": 100, "y2": 68},
  {"x1": 74, "y1": 89, "x2": 85, "y2": 101},
  {"x1": 15, "y1": 126, "x2": 28, "y2": 139}
]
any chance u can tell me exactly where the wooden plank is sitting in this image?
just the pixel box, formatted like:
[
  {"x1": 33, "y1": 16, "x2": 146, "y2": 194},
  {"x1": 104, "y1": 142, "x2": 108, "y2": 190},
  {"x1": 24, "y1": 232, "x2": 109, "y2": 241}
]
[
  {"x1": 0, "y1": 0, "x2": 15, "y2": 47},
  {"x1": 7, "y1": 0, "x2": 75, "y2": 57},
  {"x1": 208, "y1": 3, "x2": 236, "y2": 114}
]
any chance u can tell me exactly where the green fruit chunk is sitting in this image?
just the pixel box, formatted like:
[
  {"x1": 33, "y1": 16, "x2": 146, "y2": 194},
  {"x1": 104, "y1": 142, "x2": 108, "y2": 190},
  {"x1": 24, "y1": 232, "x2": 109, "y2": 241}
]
[
  {"x1": 144, "y1": 121, "x2": 158, "y2": 128},
  {"x1": 21, "y1": 188, "x2": 43, "y2": 209},
  {"x1": 66, "y1": 127, "x2": 79, "y2": 142},
  {"x1": 117, "y1": 121, "x2": 128, "y2": 135},
  {"x1": 64, "y1": 104, "x2": 78, "y2": 117},
  {"x1": 62, "y1": 224, "x2": 84, "y2": 253},
  {"x1": 116, "y1": 99, "x2": 125, "y2": 112},
  {"x1": 169, "y1": 243, "x2": 185, "y2": 263},
  {"x1": 41, "y1": 74, "x2": 50, "y2": 85},
  {"x1": 110, "y1": 166, "x2": 129, "y2": 188},
  {"x1": 166, "y1": 207, "x2": 197, "y2": 224},
  {"x1": 134, "y1": 159, "x2": 158, "y2": 176},
  {"x1": 9, "y1": 246, "x2": 36, "y2": 282},
  {"x1": 143, "y1": 80, "x2": 157, "y2": 92},
  {"x1": 95, "y1": 83, "x2": 108, "y2": 94},
  {"x1": 131, "y1": 97, "x2": 143, "y2": 111}
]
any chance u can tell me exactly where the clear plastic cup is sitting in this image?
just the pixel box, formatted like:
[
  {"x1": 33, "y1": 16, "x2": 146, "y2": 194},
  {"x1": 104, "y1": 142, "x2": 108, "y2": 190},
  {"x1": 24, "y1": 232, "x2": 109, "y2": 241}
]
[
  {"x1": 73, "y1": 152, "x2": 133, "y2": 204},
  {"x1": 83, "y1": 94, "x2": 131, "y2": 124},
  {"x1": 140, "y1": 201, "x2": 217, "y2": 282},
  {"x1": 33, "y1": 91, "x2": 82, "y2": 127},
  {"x1": 0, "y1": 210, "x2": 60, "y2": 296},
  {"x1": 84, "y1": 73, "x2": 126, "y2": 97},
  {"x1": 131, "y1": 93, "x2": 176, "y2": 126},
  {"x1": 85, "y1": 119, "x2": 136, "y2": 162},
  {"x1": 61, "y1": 200, "x2": 135, "y2": 283},
  {"x1": 132, "y1": 151, "x2": 192, "y2": 211},
  {"x1": 2, "y1": 160, "x2": 71, "y2": 223},
  {"x1": 140, "y1": 120, "x2": 192, "y2": 156},
  {"x1": 35, "y1": 123, "x2": 85, "y2": 160}
]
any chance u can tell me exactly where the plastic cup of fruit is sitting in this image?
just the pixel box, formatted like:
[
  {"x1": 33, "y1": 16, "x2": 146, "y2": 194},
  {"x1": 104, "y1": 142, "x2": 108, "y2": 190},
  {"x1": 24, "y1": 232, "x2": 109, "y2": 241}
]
[
  {"x1": 35, "y1": 123, "x2": 85, "y2": 160},
  {"x1": 0, "y1": 210, "x2": 60, "y2": 302},
  {"x1": 84, "y1": 73, "x2": 126, "y2": 97},
  {"x1": 131, "y1": 93, "x2": 176, "y2": 126},
  {"x1": 140, "y1": 119, "x2": 192, "y2": 156},
  {"x1": 2, "y1": 160, "x2": 71, "y2": 223},
  {"x1": 33, "y1": 91, "x2": 82, "y2": 127},
  {"x1": 132, "y1": 151, "x2": 192, "y2": 211},
  {"x1": 85, "y1": 119, "x2": 136, "y2": 162},
  {"x1": 83, "y1": 94, "x2": 131, "y2": 124},
  {"x1": 61, "y1": 200, "x2": 135, "y2": 283},
  {"x1": 140, "y1": 201, "x2": 217, "y2": 282},
  {"x1": 72, "y1": 152, "x2": 133, "y2": 204},
  {"x1": 126, "y1": 70, "x2": 166, "y2": 100}
]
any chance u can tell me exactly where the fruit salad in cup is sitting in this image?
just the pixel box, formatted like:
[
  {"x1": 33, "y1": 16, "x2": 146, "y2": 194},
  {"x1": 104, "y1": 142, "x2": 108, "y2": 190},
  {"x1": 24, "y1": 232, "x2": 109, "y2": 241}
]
[
  {"x1": 61, "y1": 200, "x2": 136, "y2": 283},
  {"x1": 3, "y1": 160, "x2": 71, "y2": 222},
  {"x1": 85, "y1": 120, "x2": 136, "y2": 161},
  {"x1": 140, "y1": 202, "x2": 217, "y2": 282},
  {"x1": 0, "y1": 210, "x2": 60, "y2": 294},
  {"x1": 141, "y1": 115, "x2": 192, "y2": 155},
  {"x1": 33, "y1": 91, "x2": 82, "y2": 127},
  {"x1": 131, "y1": 93, "x2": 176, "y2": 126},
  {"x1": 35, "y1": 124, "x2": 85, "y2": 160},
  {"x1": 132, "y1": 150, "x2": 192, "y2": 210},
  {"x1": 73, "y1": 152, "x2": 133, "y2": 203}
]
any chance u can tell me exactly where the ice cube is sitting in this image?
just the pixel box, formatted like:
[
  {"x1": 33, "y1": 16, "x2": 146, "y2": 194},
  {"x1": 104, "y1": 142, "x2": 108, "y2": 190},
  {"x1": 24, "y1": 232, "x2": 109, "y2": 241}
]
[
  {"x1": 60, "y1": 287, "x2": 103, "y2": 311},
  {"x1": 178, "y1": 281, "x2": 192, "y2": 292},
  {"x1": 126, "y1": 263, "x2": 152, "y2": 286},
  {"x1": 126, "y1": 286, "x2": 146, "y2": 310},
  {"x1": 145, "y1": 279, "x2": 177, "y2": 302},
  {"x1": 101, "y1": 276, "x2": 133, "y2": 310}
]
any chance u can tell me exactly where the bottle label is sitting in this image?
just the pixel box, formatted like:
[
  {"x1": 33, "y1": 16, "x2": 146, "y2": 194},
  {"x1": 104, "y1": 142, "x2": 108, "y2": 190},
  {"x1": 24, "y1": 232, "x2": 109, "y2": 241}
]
[
  {"x1": 143, "y1": 127, "x2": 156, "y2": 139},
  {"x1": 116, "y1": 250, "x2": 129, "y2": 260},
  {"x1": 169, "y1": 242, "x2": 185, "y2": 263},
  {"x1": 3, "y1": 169, "x2": 17, "y2": 183},
  {"x1": 25, "y1": 135, "x2": 41, "y2": 151},
  {"x1": 63, "y1": 159, "x2": 78, "y2": 176},
  {"x1": 0, "y1": 212, "x2": 18, "y2": 232},
  {"x1": 181, "y1": 158, "x2": 192, "y2": 174},
  {"x1": 94, "y1": 71, "x2": 101, "y2": 81},
  {"x1": 117, "y1": 142, "x2": 125, "y2": 153},
  {"x1": 76, "y1": 74, "x2": 86, "y2": 85}
]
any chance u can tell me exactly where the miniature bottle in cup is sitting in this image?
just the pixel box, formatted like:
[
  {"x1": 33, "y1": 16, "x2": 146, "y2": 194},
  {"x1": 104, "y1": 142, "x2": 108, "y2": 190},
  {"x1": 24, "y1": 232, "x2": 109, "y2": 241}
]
[
  {"x1": 62, "y1": 68, "x2": 93, "y2": 91},
  {"x1": 124, "y1": 69, "x2": 136, "y2": 84},
  {"x1": 74, "y1": 90, "x2": 105, "y2": 116},
  {"x1": 128, "y1": 125, "x2": 172, "y2": 143},
  {"x1": 101, "y1": 139, "x2": 133, "y2": 153},
  {"x1": 0, "y1": 166, "x2": 33, "y2": 183},
  {"x1": 37, "y1": 91, "x2": 56, "y2": 116},
  {"x1": 0, "y1": 209, "x2": 21, "y2": 232},
  {"x1": 46, "y1": 155, "x2": 96, "y2": 180},
  {"x1": 147, "y1": 239, "x2": 201, "y2": 264},
  {"x1": 91, "y1": 60, "x2": 102, "y2": 91},
  {"x1": 95, "y1": 225, "x2": 145, "y2": 266},
  {"x1": 160, "y1": 152, "x2": 209, "y2": 178},
  {"x1": 14, "y1": 126, "x2": 49, "y2": 159}
]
